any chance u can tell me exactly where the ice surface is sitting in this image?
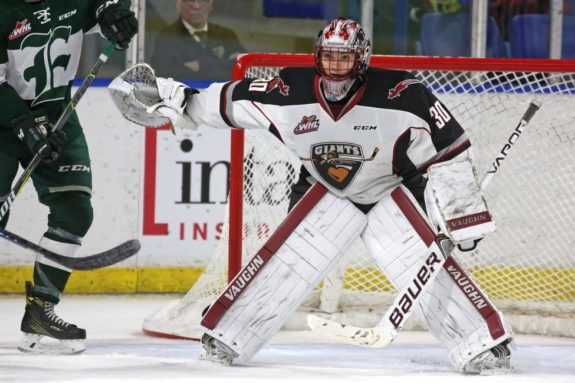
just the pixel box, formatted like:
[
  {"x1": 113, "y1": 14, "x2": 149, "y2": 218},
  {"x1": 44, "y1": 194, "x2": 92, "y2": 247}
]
[{"x1": 1, "y1": 295, "x2": 573, "y2": 383}]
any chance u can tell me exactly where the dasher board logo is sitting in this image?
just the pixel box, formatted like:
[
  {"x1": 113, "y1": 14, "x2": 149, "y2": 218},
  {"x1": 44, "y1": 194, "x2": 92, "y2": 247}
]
[{"x1": 303, "y1": 143, "x2": 378, "y2": 190}]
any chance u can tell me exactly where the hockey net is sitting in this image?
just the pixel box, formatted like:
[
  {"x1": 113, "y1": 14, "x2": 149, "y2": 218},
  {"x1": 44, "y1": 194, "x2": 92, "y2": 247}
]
[{"x1": 143, "y1": 55, "x2": 575, "y2": 339}]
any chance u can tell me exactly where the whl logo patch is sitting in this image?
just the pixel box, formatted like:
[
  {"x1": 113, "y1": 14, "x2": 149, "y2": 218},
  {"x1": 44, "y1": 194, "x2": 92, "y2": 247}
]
[
  {"x1": 294, "y1": 115, "x2": 319, "y2": 135},
  {"x1": 9, "y1": 19, "x2": 32, "y2": 40}
]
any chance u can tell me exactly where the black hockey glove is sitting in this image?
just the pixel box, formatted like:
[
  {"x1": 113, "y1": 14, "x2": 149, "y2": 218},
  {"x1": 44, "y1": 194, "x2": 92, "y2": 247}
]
[
  {"x1": 12, "y1": 113, "x2": 67, "y2": 162},
  {"x1": 97, "y1": 5, "x2": 138, "y2": 50}
]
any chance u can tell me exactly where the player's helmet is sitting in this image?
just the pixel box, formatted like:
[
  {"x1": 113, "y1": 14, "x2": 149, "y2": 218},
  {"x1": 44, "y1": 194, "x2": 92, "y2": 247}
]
[{"x1": 314, "y1": 18, "x2": 371, "y2": 101}]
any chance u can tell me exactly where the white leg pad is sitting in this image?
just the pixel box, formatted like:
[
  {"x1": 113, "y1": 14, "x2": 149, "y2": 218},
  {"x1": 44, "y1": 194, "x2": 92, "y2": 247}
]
[
  {"x1": 361, "y1": 186, "x2": 512, "y2": 371},
  {"x1": 201, "y1": 184, "x2": 367, "y2": 364}
]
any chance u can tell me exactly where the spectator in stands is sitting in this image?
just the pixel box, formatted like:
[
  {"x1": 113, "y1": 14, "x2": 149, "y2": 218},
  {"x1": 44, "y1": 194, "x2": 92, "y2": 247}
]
[{"x1": 149, "y1": 0, "x2": 245, "y2": 81}]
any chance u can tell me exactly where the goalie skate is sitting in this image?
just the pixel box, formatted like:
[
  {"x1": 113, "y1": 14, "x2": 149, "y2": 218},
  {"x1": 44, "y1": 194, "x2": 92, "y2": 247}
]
[
  {"x1": 463, "y1": 340, "x2": 513, "y2": 375},
  {"x1": 199, "y1": 333, "x2": 238, "y2": 365},
  {"x1": 18, "y1": 282, "x2": 86, "y2": 355}
]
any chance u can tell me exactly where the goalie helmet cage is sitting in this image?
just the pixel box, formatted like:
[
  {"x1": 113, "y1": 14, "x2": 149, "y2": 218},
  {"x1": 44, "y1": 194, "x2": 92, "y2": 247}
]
[{"x1": 143, "y1": 54, "x2": 575, "y2": 340}]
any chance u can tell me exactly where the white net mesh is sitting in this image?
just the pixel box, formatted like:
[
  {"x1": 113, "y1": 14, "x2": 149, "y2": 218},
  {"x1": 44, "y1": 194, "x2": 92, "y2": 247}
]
[{"x1": 143, "y1": 55, "x2": 575, "y2": 339}]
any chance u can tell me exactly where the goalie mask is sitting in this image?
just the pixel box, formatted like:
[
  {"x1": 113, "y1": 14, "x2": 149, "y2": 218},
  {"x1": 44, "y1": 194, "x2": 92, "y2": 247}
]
[{"x1": 314, "y1": 18, "x2": 371, "y2": 101}]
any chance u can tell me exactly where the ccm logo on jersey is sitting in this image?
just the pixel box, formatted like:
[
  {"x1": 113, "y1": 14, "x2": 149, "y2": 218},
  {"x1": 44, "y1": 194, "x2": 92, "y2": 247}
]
[
  {"x1": 9, "y1": 20, "x2": 32, "y2": 40},
  {"x1": 294, "y1": 115, "x2": 319, "y2": 135},
  {"x1": 388, "y1": 79, "x2": 420, "y2": 99},
  {"x1": 388, "y1": 251, "x2": 442, "y2": 329},
  {"x1": 58, "y1": 165, "x2": 91, "y2": 173},
  {"x1": 59, "y1": 9, "x2": 78, "y2": 21}
]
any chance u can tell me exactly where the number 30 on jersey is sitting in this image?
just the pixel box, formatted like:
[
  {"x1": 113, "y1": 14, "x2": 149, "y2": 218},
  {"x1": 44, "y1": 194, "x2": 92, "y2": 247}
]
[{"x1": 430, "y1": 101, "x2": 452, "y2": 128}]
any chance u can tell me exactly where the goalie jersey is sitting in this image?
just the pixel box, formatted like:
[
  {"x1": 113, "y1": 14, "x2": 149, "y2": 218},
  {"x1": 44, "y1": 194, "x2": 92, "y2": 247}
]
[{"x1": 190, "y1": 67, "x2": 471, "y2": 204}]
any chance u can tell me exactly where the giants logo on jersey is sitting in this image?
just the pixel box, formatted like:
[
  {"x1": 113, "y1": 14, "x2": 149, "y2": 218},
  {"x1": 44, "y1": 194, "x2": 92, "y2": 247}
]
[
  {"x1": 388, "y1": 79, "x2": 420, "y2": 99},
  {"x1": 294, "y1": 115, "x2": 319, "y2": 135},
  {"x1": 9, "y1": 19, "x2": 32, "y2": 40},
  {"x1": 306, "y1": 143, "x2": 365, "y2": 190}
]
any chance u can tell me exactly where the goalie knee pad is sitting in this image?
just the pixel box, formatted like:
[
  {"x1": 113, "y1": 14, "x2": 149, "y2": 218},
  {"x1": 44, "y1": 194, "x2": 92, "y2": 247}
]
[
  {"x1": 361, "y1": 186, "x2": 512, "y2": 371},
  {"x1": 200, "y1": 183, "x2": 367, "y2": 364}
]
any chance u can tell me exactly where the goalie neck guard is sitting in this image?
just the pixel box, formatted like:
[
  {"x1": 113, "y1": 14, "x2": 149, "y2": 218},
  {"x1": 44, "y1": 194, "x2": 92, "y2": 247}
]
[{"x1": 314, "y1": 18, "x2": 371, "y2": 101}]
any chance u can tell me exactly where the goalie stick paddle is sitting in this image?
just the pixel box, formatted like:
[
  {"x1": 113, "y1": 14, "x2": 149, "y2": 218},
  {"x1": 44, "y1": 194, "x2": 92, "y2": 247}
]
[
  {"x1": 307, "y1": 99, "x2": 542, "y2": 348},
  {"x1": 0, "y1": 42, "x2": 115, "y2": 223},
  {"x1": 0, "y1": 227, "x2": 140, "y2": 270}
]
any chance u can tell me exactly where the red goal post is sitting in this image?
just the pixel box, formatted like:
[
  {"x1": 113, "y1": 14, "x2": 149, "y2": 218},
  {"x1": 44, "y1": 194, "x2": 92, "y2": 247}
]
[{"x1": 142, "y1": 54, "x2": 575, "y2": 340}]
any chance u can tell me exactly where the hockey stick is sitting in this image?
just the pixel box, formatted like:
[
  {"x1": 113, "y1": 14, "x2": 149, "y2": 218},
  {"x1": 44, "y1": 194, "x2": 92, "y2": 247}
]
[
  {"x1": 0, "y1": 42, "x2": 116, "y2": 222},
  {"x1": 0, "y1": 227, "x2": 140, "y2": 270},
  {"x1": 307, "y1": 99, "x2": 542, "y2": 347}
]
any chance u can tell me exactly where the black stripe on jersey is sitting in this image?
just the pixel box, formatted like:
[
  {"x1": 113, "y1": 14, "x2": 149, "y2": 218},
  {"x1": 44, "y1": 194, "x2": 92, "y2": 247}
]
[
  {"x1": 220, "y1": 81, "x2": 235, "y2": 127},
  {"x1": 392, "y1": 128, "x2": 471, "y2": 178}
]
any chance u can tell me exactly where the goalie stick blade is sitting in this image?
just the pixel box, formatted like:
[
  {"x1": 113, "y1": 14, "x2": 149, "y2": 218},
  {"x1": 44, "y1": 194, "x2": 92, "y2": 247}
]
[
  {"x1": 0, "y1": 228, "x2": 140, "y2": 270},
  {"x1": 306, "y1": 314, "x2": 392, "y2": 348}
]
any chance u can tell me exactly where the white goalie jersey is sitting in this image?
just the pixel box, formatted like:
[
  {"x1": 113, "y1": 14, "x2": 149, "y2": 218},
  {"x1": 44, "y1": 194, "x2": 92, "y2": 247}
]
[{"x1": 186, "y1": 67, "x2": 472, "y2": 205}]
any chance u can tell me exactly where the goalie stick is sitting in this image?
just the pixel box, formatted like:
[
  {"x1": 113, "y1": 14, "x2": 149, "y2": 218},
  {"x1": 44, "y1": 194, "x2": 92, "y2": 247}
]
[
  {"x1": 307, "y1": 99, "x2": 542, "y2": 348},
  {"x1": 0, "y1": 227, "x2": 140, "y2": 270},
  {"x1": 0, "y1": 42, "x2": 115, "y2": 223}
]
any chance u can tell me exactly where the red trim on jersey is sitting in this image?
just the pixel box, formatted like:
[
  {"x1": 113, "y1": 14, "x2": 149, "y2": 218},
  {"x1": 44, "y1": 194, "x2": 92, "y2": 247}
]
[
  {"x1": 417, "y1": 138, "x2": 472, "y2": 173},
  {"x1": 201, "y1": 183, "x2": 329, "y2": 329},
  {"x1": 338, "y1": 81, "x2": 367, "y2": 120},
  {"x1": 313, "y1": 75, "x2": 368, "y2": 121}
]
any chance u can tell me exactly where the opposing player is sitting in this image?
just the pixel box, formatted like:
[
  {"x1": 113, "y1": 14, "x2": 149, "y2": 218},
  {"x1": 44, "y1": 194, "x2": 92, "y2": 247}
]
[
  {"x1": 111, "y1": 18, "x2": 513, "y2": 374},
  {"x1": 0, "y1": 0, "x2": 137, "y2": 354}
]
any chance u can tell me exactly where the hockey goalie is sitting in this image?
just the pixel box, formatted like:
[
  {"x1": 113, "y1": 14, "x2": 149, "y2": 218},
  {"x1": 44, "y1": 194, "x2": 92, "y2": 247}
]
[{"x1": 110, "y1": 17, "x2": 513, "y2": 375}]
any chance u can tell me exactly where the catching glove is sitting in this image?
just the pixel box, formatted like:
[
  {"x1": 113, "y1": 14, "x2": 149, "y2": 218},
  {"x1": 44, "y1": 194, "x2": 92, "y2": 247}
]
[
  {"x1": 148, "y1": 77, "x2": 199, "y2": 131},
  {"x1": 97, "y1": 3, "x2": 138, "y2": 50},
  {"x1": 12, "y1": 112, "x2": 67, "y2": 162}
]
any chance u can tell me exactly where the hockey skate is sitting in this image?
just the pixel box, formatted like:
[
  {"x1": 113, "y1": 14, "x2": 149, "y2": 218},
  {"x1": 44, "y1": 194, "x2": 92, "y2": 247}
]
[
  {"x1": 199, "y1": 333, "x2": 239, "y2": 365},
  {"x1": 18, "y1": 282, "x2": 86, "y2": 355},
  {"x1": 464, "y1": 340, "x2": 513, "y2": 375}
]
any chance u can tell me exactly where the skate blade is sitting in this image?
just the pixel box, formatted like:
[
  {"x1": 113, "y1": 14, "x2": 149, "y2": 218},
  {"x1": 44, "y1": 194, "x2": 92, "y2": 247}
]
[{"x1": 18, "y1": 333, "x2": 86, "y2": 355}]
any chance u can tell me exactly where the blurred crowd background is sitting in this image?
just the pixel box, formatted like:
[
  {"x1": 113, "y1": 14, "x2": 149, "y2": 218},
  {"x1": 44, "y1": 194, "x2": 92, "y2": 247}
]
[{"x1": 79, "y1": 0, "x2": 575, "y2": 82}]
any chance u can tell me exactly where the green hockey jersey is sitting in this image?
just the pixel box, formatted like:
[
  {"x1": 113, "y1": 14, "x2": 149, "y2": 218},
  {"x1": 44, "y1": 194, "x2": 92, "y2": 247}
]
[{"x1": 0, "y1": 0, "x2": 130, "y2": 156}]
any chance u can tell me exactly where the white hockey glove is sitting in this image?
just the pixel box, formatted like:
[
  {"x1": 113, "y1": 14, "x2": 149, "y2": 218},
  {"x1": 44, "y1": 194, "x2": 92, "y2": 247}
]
[
  {"x1": 424, "y1": 157, "x2": 496, "y2": 245},
  {"x1": 147, "y1": 77, "x2": 199, "y2": 131},
  {"x1": 108, "y1": 63, "x2": 198, "y2": 131}
]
